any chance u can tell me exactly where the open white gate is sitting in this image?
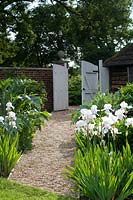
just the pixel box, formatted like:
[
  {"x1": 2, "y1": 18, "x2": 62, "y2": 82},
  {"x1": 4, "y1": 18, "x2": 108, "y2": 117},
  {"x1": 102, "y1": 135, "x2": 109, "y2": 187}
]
[
  {"x1": 81, "y1": 60, "x2": 98, "y2": 104},
  {"x1": 53, "y1": 64, "x2": 68, "y2": 111}
]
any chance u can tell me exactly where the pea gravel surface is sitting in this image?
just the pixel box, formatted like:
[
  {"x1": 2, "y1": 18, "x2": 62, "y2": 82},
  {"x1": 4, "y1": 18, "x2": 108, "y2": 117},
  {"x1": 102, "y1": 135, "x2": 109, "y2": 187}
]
[{"x1": 9, "y1": 106, "x2": 78, "y2": 196}]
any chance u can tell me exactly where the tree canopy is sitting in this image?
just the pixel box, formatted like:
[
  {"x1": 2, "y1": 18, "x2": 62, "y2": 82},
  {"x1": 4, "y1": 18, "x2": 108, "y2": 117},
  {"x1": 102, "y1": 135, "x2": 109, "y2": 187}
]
[
  {"x1": 0, "y1": 0, "x2": 35, "y2": 66},
  {"x1": 0, "y1": 0, "x2": 133, "y2": 67}
]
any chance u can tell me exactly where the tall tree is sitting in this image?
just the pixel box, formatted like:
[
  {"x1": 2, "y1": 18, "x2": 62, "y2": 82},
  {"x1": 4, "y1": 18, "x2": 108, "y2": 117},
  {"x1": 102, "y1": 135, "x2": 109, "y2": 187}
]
[
  {"x1": 64, "y1": 0, "x2": 133, "y2": 63},
  {"x1": 0, "y1": 0, "x2": 133, "y2": 66},
  {"x1": 22, "y1": 3, "x2": 77, "y2": 67},
  {"x1": 30, "y1": 0, "x2": 133, "y2": 65},
  {"x1": 0, "y1": 0, "x2": 35, "y2": 66}
]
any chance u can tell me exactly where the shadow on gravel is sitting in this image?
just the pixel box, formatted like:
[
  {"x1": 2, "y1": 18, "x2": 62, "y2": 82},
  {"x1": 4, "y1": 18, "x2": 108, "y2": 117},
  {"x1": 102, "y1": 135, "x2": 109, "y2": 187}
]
[{"x1": 59, "y1": 139, "x2": 75, "y2": 158}]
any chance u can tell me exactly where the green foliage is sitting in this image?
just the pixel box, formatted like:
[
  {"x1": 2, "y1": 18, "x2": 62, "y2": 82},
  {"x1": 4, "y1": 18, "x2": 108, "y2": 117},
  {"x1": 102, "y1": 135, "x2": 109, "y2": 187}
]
[
  {"x1": 11, "y1": 79, "x2": 47, "y2": 112},
  {"x1": 84, "y1": 91, "x2": 118, "y2": 110},
  {"x1": 0, "y1": 1, "x2": 35, "y2": 67},
  {"x1": 0, "y1": 78, "x2": 49, "y2": 152},
  {"x1": 0, "y1": 134, "x2": 21, "y2": 177},
  {"x1": 29, "y1": 0, "x2": 133, "y2": 65},
  {"x1": 16, "y1": 114, "x2": 34, "y2": 152},
  {"x1": 72, "y1": 84, "x2": 133, "y2": 123},
  {"x1": 0, "y1": 77, "x2": 50, "y2": 177},
  {"x1": 1, "y1": 0, "x2": 133, "y2": 66},
  {"x1": 16, "y1": 110, "x2": 50, "y2": 152},
  {"x1": 71, "y1": 91, "x2": 117, "y2": 123},
  {"x1": 115, "y1": 121, "x2": 133, "y2": 153},
  {"x1": 29, "y1": 4, "x2": 70, "y2": 66},
  {"x1": 65, "y1": 139, "x2": 133, "y2": 200},
  {"x1": 0, "y1": 78, "x2": 47, "y2": 115},
  {"x1": 74, "y1": 110, "x2": 133, "y2": 155},
  {"x1": 0, "y1": 177, "x2": 76, "y2": 200},
  {"x1": 67, "y1": 82, "x2": 133, "y2": 198},
  {"x1": 67, "y1": 0, "x2": 133, "y2": 63},
  {"x1": 70, "y1": 83, "x2": 133, "y2": 199},
  {"x1": 0, "y1": 36, "x2": 19, "y2": 65},
  {"x1": 74, "y1": 84, "x2": 133, "y2": 152},
  {"x1": 118, "y1": 83, "x2": 133, "y2": 109},
  {"x1": 69, "y1": 74, "x2": 81, "y2": 105}
]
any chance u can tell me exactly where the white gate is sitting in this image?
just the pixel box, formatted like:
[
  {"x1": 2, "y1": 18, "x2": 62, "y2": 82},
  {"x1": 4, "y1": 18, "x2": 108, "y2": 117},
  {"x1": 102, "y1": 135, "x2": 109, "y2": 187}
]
[
  {"x1": 53, "y1": 64, "x2": 68, "y2": 111},
  {"x1": 81, "y1": 60, "x2": 98, "y2": 103},
  {"x1": 99, "y1": 60, "x2": 109, "y2": 93}
]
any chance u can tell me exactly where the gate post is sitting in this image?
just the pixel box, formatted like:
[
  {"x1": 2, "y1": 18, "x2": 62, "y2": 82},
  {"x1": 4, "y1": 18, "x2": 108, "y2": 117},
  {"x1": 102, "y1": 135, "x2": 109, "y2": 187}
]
[{"x1": 99, "y1": 60, "x2": 109, "y2": 92}]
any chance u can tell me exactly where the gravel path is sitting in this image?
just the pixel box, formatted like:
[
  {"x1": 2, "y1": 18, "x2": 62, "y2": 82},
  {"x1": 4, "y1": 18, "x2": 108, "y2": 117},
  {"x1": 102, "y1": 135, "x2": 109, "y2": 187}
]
[{"x1": 9, "y1": 106, "x2": 78, "y2": 196}]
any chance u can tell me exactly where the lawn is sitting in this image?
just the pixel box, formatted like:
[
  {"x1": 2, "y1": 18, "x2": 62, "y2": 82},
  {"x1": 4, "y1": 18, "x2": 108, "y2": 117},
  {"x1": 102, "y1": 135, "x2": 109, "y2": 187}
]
[{"x1": 0, "y1": 178, "x2": 76, "y2": 200}]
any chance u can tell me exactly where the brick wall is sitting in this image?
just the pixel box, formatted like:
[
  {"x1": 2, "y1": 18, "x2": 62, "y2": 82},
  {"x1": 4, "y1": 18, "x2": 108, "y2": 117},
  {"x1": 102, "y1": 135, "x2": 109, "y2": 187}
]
[{"x1": 0, "y1": 68, "x2": 53, "y2": 112}]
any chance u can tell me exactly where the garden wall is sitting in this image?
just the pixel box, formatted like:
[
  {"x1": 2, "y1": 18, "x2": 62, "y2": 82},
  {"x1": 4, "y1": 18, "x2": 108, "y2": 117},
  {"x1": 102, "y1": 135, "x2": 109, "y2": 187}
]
[{"x1": 0, "y1": 68, "x2": 53, "y2": 112}]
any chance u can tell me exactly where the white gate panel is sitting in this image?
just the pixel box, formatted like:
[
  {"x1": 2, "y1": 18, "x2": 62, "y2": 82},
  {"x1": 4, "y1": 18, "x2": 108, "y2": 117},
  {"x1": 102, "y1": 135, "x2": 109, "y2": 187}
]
[
  {"x1": 81, "y1": 61, "x2": 98, "y2": 104},
  {"x1": 99, "y1": 60, "x2": 109, "y2": 92},
  {"x1": 53, "y1": 64, "x2": 68, "y2": 111}
]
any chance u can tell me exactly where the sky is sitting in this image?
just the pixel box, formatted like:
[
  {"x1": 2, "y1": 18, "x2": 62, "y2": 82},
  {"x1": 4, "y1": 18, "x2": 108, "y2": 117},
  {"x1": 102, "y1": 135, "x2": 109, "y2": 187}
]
[{"x1": 28, "y1": 0, "x2": 39, "y2": 9}]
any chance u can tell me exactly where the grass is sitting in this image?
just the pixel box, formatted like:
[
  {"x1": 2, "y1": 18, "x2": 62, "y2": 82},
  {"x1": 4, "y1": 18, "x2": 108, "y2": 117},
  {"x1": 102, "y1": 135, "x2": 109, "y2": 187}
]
[{"x1": 0, "y1": 178, "x2": 76, "y2": 200}]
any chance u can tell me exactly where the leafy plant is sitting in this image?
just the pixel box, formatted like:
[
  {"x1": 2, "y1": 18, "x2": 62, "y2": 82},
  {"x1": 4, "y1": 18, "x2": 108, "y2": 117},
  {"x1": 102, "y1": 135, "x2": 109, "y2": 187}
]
[
  {"x1": 68, "y1": 80, "x2": 133, "y2": 199},
  {"x1": 74, "y1": 102, "x2": 133, "y2": 152},
  {"x1": 0, "y1": 134, "x2": 21, "y2": 177},
  {"x1": 65, "y1": 140, "x2": 133, "y2": 200},
  {"x1": 16, "y1": 110, "x2": 50, "y2": 152},
  {"x1": 0, "y1": 78, "x2": 50, "y2": 152},
  {"x1": 118, "y1": 83, "x2": 133, "y2": 115},
  {"x1": 0, "y1": 78, "x2": 47, "y2": 115},
  {"x1": 84, "y1": 91, "x2": 116, "y2": 109},
  {"x1": 0, "y1": 78, "x2": 50, "y2": 177},
  {"x1": 72, "y1": 92, "x2": 119, "y2": 123},
  {"x1": 69, "y1": 74, "x2": 81, "y2": 105},
  {"x1": 72, "y1": 84, "x2": 133, "y2": 124}
]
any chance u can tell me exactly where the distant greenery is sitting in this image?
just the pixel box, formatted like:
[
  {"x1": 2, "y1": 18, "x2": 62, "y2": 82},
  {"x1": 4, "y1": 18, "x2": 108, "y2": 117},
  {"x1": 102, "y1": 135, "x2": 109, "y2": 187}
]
[
  {"x1": 0, "y1": 178, "x2": 76, "y2": 200},
  {"x1": 69, "y1": 74, "x2": 81, "y2": 105}
]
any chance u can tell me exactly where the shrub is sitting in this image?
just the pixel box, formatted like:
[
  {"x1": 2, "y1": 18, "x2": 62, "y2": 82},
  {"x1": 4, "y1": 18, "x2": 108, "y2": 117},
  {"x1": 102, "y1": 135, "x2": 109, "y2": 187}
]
[
  {"x1": 117, "y1": 83, "x2": 133, "y2": 116},
  {"x1": 68, "y1": 85, "x2": 133, "y2": 199},
  {"x1": 0, "y1": 134, "x2": 21, "y2": 177},
  {"x1": 74, "y1": 102, "x2": 133, "y2": 152},
  {"x1": 88, "y1": 84, "x2": 133, "y2": 110},
  {"x1": 0, "y1": 78, "x2": 50, "y2": 177},
  {"x1": 83, "y1": 91, "x2": 117, "y2": 110},
  {"x1": 0, "y1": 78, "x2": 47, "y2": 115},
  {"x1": 0, "y1": 78, "x2": 50, "y2": 152},
  {"x1": 119, "y1": 83, "x2": 133, "y2": 107},
  {"x1": 65, "y1": 140, "x2": 133, "y2": 200},
  {"x1": 72, "y1": 84, "x2": 133, "y2": 123},
  {"x1": 69, "y1": 74, "x2": 81, "y2": 105},
  {"x1": 16, "y1": 110, "x2": 50, "y2": 152},
  {"x1": 71, "y1": 91, "x2": 119, "y2": 124}
]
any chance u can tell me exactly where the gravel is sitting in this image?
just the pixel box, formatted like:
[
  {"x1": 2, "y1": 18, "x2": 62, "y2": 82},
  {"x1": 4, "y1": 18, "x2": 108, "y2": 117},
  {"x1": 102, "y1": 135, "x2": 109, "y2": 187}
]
[{"x1": 9, "y1": 106, "x2": 78, "y2": 196}]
